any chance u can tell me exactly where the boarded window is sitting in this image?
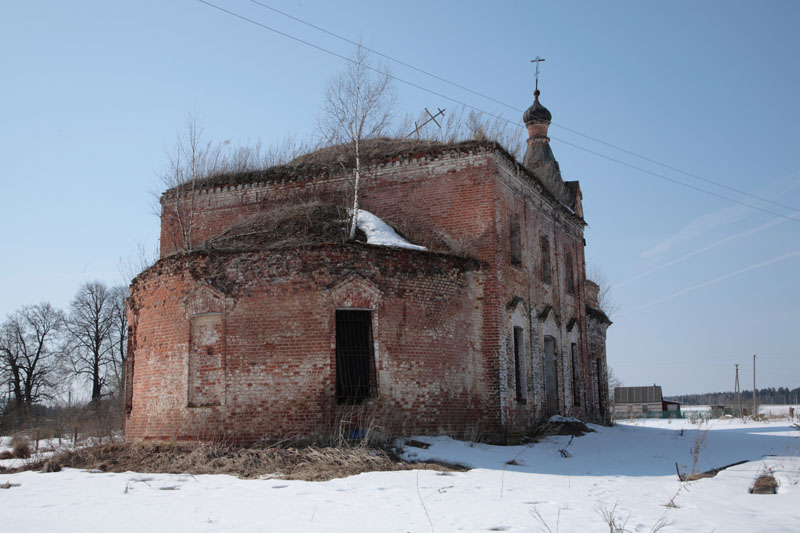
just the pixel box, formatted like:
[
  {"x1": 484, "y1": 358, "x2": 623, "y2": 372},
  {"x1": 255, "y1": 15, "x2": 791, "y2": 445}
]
[
  {"x1": 188, "y1": 313, "x2": 224, "y2": 407},
  {"x1": 336, "y1": 310, "x2": 375, "y2": 404},
  {"x1": 510, "y1": 218, "x2": 522, "y2": 265},
  {"x1": 513, "y1": 326, "x2": 525, "y2": 403},
  {"x1": 566, "y1": 251, "x2": 575, "y2": 295},
  {"x1": 540, "y1": 236, "x2": 551, "y2": 284},
  {"x1": 571, "y1": 343, "x2": 581, "y2": 406}
]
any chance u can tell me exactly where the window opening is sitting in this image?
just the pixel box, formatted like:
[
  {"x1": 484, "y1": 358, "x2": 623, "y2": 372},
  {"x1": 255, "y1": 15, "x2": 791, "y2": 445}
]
[
  {"x1": 510, "y1": 218, "x2": 522, "y2": 265},
  {"x1": 335, "y1": 309, "x2": 375, "y2": 404},
  {"x1": 571, "y1": 343, "x2": 581, "y2": 406},
  {"x1": 513, "y1": 326, "x2": 525, "y2": 402},
  {"x1": 540, "y1": 236, "x2": 551, "y2": 284},
  {"x1": 566, "y1": 251, "x2": 575, "y2": 295},
  {"x1": 188, "y1": 313, "x2": 224, "y2": 407}
]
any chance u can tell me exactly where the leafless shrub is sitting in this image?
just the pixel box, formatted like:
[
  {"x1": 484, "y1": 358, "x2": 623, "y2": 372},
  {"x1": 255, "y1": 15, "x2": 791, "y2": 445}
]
[
  {"x1": 10, "y1": 434, "x2": 31, "y2": 458},
  {"x1": 531, "y1": 506, "x2": 560, "y2": 533},
  {"x1": 157, "y1": 113, "x2": 314, "y2": 252},
  {"x1": 751, "y1": 465, "x2": 779, "y2": 494},
  {"x1": 118, "y1": 242, "x2": 159, "y2": 284},
  {"x1": 587, "y1": 262, "x2": 619, "y2": 318},
  {"x1": 689, "y1": 422, "x2": 709, "y2": 476},
  {"x1": 310, "y1": 402, "x2": 395, "y2": 449},
  {"x1": 664, "y1": 477, "x2": 693, "y2": 507},
  {"x1": 595, "y1": 502, "x2": 630, "y2": 533},
  {"x1": 648, "y1": 516, "x2": 672, "y2": 532},
  {"x1": 41, "y1": 459, "x2": 61, "y2": 473}
]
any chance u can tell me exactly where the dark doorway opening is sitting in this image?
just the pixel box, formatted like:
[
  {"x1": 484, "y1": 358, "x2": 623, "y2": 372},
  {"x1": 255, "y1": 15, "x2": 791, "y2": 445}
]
[
  {"x1": 571, "y1": 343, "x2": 581, "y2": 407},
  {"x1": 335, "y1": 310, "x2": 374, "y2": 404},
  {"x1": 544, "y1": 336, "x2": 559, "y2": 416}
]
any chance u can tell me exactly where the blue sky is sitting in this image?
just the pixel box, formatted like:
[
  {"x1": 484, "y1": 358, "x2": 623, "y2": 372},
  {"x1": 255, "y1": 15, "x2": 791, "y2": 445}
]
[{"x1": 1, "y1": 1, "x2": 798, "y2": 395}]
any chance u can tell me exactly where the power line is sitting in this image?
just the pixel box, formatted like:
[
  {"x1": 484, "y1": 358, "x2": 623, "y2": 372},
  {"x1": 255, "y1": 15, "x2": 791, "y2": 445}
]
[
  {"x1": 550, "y1": 123, "x2": 800, "y2": 213},
  {"x1": 550, "y1": 137, "x2": 800, "y2": 223},
  {"x1": 245, "y1": 0, "x2": 519, "y2": 112},
  {"x1": 246, "y1": 0, "x2": 800, "y2": 214},
  {"x1": 196, "y1": 0, "x2": 800, "y2": 223}
]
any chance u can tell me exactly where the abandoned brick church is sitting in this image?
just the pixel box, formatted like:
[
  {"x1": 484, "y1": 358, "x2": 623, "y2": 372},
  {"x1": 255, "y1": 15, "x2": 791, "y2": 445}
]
[{"x1": 124, "y1": 90, "x2": 612, "y2": 442}]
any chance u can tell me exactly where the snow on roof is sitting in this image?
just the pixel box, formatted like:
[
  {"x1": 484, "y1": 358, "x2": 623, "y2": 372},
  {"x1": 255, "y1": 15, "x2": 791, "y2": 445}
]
[{"x1": 354, "y1": 209, "x2": 427, "y2": 251}]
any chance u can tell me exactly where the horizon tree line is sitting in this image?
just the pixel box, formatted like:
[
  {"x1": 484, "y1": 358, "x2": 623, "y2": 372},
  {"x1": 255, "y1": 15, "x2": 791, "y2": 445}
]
[{"x1": 0, "y1": 281, "x2": 127, "y2": 424}]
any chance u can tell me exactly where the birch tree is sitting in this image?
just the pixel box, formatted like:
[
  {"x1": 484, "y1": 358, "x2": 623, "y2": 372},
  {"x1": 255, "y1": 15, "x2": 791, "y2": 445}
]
[
  {"x1": 160, "y1": 114, "x2": 226, "y2": 252},
  {"x1": 320, "y1": 44, "x2": 396, "y2": 240},
  {"x1": 107, "y1": 284, "x2": 128, "y2": 396}
]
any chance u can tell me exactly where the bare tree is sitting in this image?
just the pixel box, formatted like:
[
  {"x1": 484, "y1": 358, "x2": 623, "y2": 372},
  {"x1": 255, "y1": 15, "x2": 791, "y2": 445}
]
[
  {"x1": 319, "y1": 43, "x2": 396, "y2": 240},
  {"x1": 159, "y1": 115, "x2": 314, "y2": 252},
  {"x1": 587, "y1": 263, "x2": 619, "y2": 318},
  {"x1": 230, "y1": 134, "x2": 313, "y2": 169},
  {"x1": 0, "y1": 322, "x2": 22, "y2": 413},
  {"x1": 159, "y1": 113, "x2": 227, "y2": 252},
  {"x1": 65, "y1": 282, "x2": 116, "y2": 404},
  {"x1": 107, "y1": 285, "x2": 128, "y2": 396},
  {"x1": 0, "y1": 303, "x2": 65, "y2": 417},
  {"x1": 608, "y1": 365, "x2": 622, "y2": 414},
  {"x1": 118, "y1": 242, "x2": 159, "y2": 285}
]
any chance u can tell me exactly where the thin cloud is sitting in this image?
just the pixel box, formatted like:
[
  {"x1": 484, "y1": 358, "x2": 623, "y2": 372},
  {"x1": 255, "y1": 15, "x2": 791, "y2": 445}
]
[
  {"x1": 615, "y1": 215, "x2": 793, "y2": 289},
  {"x1": 618, "y1": 250, "x2": 800, "y2": 317},
  {"x1": 641, "y1": 204, "x2": 747, "y2": 258},
  {"x1": 640, "y1": 172, "x2": 800, "y2": 259}
]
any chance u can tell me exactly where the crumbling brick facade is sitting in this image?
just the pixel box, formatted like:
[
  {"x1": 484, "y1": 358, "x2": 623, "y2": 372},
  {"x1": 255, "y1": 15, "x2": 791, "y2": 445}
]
[{"x1": 127, "y1": 95, "x2": 611, "y2": 442}]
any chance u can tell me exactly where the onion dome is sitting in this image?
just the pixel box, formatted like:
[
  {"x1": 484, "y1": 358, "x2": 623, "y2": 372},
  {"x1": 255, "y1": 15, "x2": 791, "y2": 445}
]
[{"x1": 523, "y1": 90, "x2": 552, "y2": 123}]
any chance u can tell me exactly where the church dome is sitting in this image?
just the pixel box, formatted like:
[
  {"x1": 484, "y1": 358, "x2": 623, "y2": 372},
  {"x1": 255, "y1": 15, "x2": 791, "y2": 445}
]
[{"x1": 523, "y1": 90, "x2": 552, "y2": 123}]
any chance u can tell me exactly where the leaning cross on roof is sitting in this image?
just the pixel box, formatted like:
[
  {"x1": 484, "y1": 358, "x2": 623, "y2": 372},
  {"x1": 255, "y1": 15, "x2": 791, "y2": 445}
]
[
  {"x1": 530, "y1": 56, "x2": 546, "y2": 91},
  {"x1": 406, "y1": 107, "x2": 446, "y2": 138}
]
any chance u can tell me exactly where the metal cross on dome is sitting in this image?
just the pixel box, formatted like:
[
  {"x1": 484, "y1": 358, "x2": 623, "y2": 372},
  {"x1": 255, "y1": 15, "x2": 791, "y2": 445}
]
[{"x1": 530, "y1": 56, "x2": 546, "y2": 91}]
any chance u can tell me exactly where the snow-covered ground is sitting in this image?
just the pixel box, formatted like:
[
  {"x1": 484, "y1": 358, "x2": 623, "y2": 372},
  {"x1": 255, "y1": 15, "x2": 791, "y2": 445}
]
[
  {"x1": 618, "y1": 404, "x2": 800, "y2": 420},
  {"x1": 759, "y1": 404, "x2": 800, "y2": 417},
  {"x1": 0, "y1": 435, "x2": 75, "y2": 470},
  {"x1": 1, "y1": 418, "x2": 798, "y2": 532}
]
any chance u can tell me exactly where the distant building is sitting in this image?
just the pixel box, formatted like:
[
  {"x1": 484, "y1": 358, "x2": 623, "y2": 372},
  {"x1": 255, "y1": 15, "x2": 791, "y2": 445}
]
[{"x1": 614, "y1": 385, "x2": 681, "y2": 418}]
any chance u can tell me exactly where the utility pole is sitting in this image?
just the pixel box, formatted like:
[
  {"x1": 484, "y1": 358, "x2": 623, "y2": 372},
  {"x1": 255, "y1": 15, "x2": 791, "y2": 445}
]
[
  {"x1": 752, "y1": 354, "x2": 757, "y2": 418},
  {"x1": 734, "y1": 364, "x2": 742, "y2": 418}
]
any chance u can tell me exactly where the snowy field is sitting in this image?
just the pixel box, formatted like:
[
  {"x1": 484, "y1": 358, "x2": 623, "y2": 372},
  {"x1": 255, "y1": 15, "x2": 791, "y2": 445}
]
[
  {"x1": 618, "y1": 404, "x2": 800, "y2": 420},
  {"x1": 1, "y1": 417, "x2": 798, "y2": 532}
]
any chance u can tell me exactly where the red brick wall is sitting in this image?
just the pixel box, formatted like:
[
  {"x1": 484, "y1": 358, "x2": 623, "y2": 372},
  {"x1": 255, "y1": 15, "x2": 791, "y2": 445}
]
[
  {"x1": 159, "y1": 147, "x2": 500, "y2": 258},
  {"x1": 126, "y1": 244, "x2": 490, "y2": 443},
  {"x1": 143, "y1": 144, "x2": 609, "y2": 441}
]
